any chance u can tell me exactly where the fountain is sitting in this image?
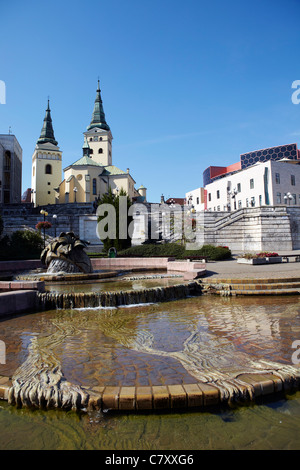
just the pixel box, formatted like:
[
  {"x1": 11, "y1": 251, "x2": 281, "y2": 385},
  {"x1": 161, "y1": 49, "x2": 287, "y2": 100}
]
[
  {"x1": 40, "y1": 231, "x2": 93, "y2": 274},
  {"x1": 2, "y1": 235, "x2": 300, "y2": 414}
]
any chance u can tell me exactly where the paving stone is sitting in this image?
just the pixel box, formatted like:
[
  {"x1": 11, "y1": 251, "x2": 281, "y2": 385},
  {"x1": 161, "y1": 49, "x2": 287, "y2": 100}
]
[
  {"x1": 197, "y1": 382, "x2": 219, "y2": 406},
  {"x1": 237, "y1": 374, "x2": 263, "y2": 397},
  {"x1": 119, "y1": 386, "x2": 136, "y2": 410},
  {"x1": 183, "y1": 383, "x2": 203, "y2": 408},
  {"x1": 136, "y1": 386, "x2": 153, "y2": 410},
  {"x1": 152, "y1": 385, "x2": 170, "y2": 409},
  {"x1": 0, "y1": 385, "x2": 9, "y2": 400},
  {"x1": 102, "y1": 386, "x2": 120, "y2": 410},
  {"x1": 167, "y1": 384, "x2": 187, "y2": 408}
]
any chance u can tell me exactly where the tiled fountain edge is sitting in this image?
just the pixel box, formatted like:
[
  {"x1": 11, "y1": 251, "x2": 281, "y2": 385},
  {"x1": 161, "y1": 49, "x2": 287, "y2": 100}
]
[{"x1": 1, "y1": 372, "x2": 299, "y2": 411}]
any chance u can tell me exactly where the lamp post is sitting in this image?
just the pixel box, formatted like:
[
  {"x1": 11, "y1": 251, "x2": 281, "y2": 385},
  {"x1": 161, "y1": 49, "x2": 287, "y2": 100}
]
[
  {"x1": 52, "y1": 214, "x2": 57, "y2": 237},
  {"x1": 40, "y1": 209, "x2": 48, "y2": 248},
  {"x1": 73, "y1": 187, "x2": 78, "y2": 203},
  {"x1": 284, "y1": 192, "x2": 293, "y2": 206}
]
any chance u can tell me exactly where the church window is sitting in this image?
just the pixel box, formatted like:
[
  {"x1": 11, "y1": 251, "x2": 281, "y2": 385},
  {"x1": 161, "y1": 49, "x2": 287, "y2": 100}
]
[
  {"x1": 90, "y1": 149, "x2": 93, "y2": 154},
  {"x1": 93, "y1": 178, "x2": 97, "y2": 195},
  {"x1": 99, "y1": 137, "x2": 103, "y2": 141},
  {"x1": 93, "y1": 137, "x2": 98, "y2": 142},
  {"x1": 98, "y1": 148, "x2": 103, "y2": 154},
  {"x1": 45, "y1": 164, "x2": 52, "y2": 174},
  {"x1": 89, "y1": 138, "x2": 93, "y2": 142}
]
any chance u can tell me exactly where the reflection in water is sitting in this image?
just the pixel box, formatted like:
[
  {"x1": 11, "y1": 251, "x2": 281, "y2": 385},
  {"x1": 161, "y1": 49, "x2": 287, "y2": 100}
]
[
  {"x1": 5, "y1": 295, "x2": 300, "y2": 409},
  {"x1": 1, "y1": 392, "x2": 300, "y2": 450}
]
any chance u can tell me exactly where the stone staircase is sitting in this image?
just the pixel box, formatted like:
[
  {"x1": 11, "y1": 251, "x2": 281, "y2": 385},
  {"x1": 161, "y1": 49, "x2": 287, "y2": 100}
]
[{"x1": 200, "y1": 277, "x2": 300, "y2": 296}]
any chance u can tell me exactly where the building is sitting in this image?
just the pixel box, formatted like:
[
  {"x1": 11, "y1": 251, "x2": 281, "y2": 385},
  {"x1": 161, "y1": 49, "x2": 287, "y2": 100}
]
[
  {"x1": 186, "y1": 143, "x2": 300, "y2": 212},
  {"x1": 185, "y1": 188, "x2": 205, "y2": 212},
  {"x1": 31, "y1": 100, "x2": 63, "y2": 207},
  {"x1": 205, "y1": 159, "x2": 300, "y2": 212},
  {"x1": 31, "y1": 81, "x2": 147, "y2": 207},
  {"x1": 56, "y1": 81, "x2": 146, "y2": 205},
  {"x1": 0, "y1": 134, "x2": 22, "y2": 204}
]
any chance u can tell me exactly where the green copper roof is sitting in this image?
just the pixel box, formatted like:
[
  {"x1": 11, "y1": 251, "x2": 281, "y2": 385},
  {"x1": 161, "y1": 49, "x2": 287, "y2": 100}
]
[
  {"x1": 87, "y1": 80, "x2": 110, "y2": 132},
  {"x1": 82, "y1": 135, "x2": 91, "y2": 157},
  {"x1": 102, "y1": 165, "x2": 127, "y2": 175},
  {"x1": 71, "y1": 156, "x2": 102, "y2": 167},
  {"x1": 37, "y1": 100, "x2": 58, "y2": 146}
]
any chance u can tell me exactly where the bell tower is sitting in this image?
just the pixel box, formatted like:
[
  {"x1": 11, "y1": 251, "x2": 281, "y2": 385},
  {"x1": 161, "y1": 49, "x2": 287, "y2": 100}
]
[
  {"x1": 83, "y1": 80, "x2": 113, "y2": 166},
  {"x1": 31, "y1": 100, "x2": 62, "y2": 207}
]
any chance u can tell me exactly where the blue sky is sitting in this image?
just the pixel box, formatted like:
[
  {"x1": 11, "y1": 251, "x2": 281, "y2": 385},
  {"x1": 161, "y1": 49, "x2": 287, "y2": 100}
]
[{"x1": 1, "y1": 0, "x2": 300, "y2": 203}]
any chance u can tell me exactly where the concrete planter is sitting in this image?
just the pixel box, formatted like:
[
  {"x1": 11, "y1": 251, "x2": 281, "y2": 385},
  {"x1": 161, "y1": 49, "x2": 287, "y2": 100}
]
[
  {"x1": 265, "y1": 257, "x2": 282, "y2": 264},
  {"x1": 237, "y1": 257, "x2": 282, "y2": 265},
  {"x1": 237, "y1": 258, "x2": 267, "y2": 265}
]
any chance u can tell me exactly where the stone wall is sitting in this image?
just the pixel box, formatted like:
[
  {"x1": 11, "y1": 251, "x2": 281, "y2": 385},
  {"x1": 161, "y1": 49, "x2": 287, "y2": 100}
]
[
  {"x1": 0, "y1": 202, "x2": 95, "y2": 241},
  {"x1": 196, "y1": 206, "x2": 299, "y2": 252}
]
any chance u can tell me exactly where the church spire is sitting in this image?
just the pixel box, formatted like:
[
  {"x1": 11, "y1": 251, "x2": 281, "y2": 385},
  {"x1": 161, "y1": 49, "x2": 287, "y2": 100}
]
[
  {"x1": 87, "y1": 80, "x2": 110, "y2": 131},
  {"x1": 37, "y1": 99, "x2": 58, "y2": 146}
]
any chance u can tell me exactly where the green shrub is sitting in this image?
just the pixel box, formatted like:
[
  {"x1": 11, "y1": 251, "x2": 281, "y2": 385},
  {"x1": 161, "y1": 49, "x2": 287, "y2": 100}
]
[
  {"x1": 0, "y1": 230, "x2": 43, "y2": 260},
  {"x1": 117, "y1": 243, "x2": 231, "y2": 261}
]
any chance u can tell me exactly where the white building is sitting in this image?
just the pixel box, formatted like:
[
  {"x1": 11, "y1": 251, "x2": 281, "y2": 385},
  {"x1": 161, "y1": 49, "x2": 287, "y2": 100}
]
[
  {"x1": 204, "y1": 160, "x2": 300, "y2": 212},
  {"x1": 185, "y1": 187, "x2": 205, "y2": 212},
  {"x1": 186, "y1": 159, "x2": 300, "y2": 213}
]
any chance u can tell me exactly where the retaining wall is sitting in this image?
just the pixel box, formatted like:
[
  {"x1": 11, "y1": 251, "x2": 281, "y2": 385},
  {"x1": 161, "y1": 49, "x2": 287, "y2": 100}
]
[
  {"x1": 0, "y1": 290, "x2": 38, "y2": 317},
  {"x1": 196, "y1": 206, "x2": 300, "y2": 252}
]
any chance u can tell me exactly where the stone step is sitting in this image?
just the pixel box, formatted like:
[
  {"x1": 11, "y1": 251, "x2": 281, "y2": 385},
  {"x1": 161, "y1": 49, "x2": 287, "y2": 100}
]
[
  {"x1": 226, "y1": 282, "x2": 300, "y2": 291},
  {"x1": 201, "y1": 277, "x2": 300, "y2": 285},
  {"x1": 230, "y1": 288, "x2": 300, "y2": 296}
]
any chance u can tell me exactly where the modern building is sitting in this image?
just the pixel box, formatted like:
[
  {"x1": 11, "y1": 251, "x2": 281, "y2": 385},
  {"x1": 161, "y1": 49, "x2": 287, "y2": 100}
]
[
  {"x1": 205, "y1": 159, "x2": 300, "y2": 212},
  {"x1": 31, "y1": 100, "x2": 63, "y2": 207},
  {"x1": 0, "y1": 134, "x2": 22, "y2": 204},
  {"x1": 186, "y1": 143, "x2": 300, "y2": 212}
]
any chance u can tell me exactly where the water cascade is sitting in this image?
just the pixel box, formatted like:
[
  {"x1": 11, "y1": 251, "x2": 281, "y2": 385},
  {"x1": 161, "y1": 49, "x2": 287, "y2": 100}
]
[{"x1": 36, "y1": 281, "x2": 203, "y2": 310}]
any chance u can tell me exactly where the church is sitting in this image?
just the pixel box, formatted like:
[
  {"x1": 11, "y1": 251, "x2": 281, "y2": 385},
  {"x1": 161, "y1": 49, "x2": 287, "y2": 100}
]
[{"x1": 31, "y1": 81, "x2": 147, "y2": 207}]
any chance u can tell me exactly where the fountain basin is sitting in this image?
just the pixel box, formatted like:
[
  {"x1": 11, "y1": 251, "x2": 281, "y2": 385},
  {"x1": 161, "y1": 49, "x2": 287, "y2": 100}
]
[{"x1": 1, "y1": 295, "x2": 300, "y2": 412}]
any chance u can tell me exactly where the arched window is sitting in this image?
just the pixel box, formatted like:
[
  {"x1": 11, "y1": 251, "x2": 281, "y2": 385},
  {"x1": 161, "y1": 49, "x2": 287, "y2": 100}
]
[
  {"x1": 45, "y1": 164, "x2": 52, "y2": 174},
  {"x1": 98, "y1": 148, "x2": 103, "y2": 154},
  {"x1": 93, "y1": 178, "x2": 97, "y2": 195}
]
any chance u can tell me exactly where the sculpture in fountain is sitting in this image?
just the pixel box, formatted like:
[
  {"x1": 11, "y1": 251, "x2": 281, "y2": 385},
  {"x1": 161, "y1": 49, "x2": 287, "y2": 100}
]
[{"x1": 41, "y1": 231, "x2": 93, "y2": 274}]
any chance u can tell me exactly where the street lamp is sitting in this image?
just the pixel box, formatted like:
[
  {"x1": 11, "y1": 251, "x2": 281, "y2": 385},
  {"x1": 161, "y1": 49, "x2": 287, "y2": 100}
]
[
  {"x1": 52, "y1": 214, "x2": 57, "y2": 237},
  {"x1": 40, "y1": 209, "x2": 48, "y2": 248},
  {"x1": 284, "y1": 192, "x2": 293, "y2": 206},
  {"x1": 73, "y1": 187, "x2": 78, "y2": 203}
]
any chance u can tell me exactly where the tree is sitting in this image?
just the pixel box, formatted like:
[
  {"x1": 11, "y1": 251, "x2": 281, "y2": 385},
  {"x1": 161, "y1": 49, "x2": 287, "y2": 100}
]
[{"x1": 97, "y1": 187, "x2": 133, "y2": 253}]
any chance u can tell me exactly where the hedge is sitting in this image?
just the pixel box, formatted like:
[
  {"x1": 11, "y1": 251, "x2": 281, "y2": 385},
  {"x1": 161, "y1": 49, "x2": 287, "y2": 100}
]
[{"x1": 102, "y1": 243, "x2": 232, "y2": 261}]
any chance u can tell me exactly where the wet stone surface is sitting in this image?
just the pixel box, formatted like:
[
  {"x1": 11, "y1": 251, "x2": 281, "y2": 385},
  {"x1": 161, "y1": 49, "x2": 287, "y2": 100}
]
[{"x1": 1, "y1": 295, "x2": 300, "y2": 395}]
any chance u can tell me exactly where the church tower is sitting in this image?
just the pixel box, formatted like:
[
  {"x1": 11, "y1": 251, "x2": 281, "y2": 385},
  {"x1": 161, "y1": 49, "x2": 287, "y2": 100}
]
[
  {"x1": 83, "y1": 80, "x2": 113, "y2": 166},
  {"x1": 31, "y1": 100, "x2": 62, "y2": 207}
]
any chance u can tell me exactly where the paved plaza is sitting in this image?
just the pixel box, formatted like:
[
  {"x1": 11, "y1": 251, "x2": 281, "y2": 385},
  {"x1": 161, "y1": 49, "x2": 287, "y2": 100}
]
[{"x1": 205, "y1": 250, "x2": 300, "y2": 280}]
